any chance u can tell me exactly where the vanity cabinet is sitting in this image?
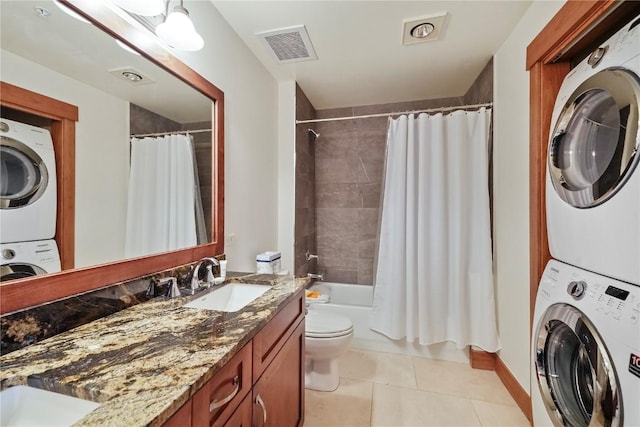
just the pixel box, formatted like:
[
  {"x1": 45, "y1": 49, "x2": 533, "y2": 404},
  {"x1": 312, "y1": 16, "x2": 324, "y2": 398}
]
[
  {"x1": 171, "y1": 289, "x2": 304, "y2": 427},
  {"x1": 252, "y1": 320, "x2": 305, "y2": 427}
]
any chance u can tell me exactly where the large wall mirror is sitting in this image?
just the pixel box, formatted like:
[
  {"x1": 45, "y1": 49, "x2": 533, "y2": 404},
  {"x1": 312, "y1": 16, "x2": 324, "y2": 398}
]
[{"x1": 0, "y1": 0, "x2": 224, "y2": 314}]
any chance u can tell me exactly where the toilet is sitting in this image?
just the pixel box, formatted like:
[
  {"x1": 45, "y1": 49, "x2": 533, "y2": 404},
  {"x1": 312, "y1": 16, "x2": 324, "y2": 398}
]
[{"x1": 304, "y1": 307, "x2": 353, "y2": 391}]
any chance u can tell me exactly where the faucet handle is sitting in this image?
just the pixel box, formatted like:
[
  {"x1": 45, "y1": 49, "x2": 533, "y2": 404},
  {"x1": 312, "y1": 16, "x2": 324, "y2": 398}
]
[{"x1": 159, "y1": 277, "x2": 180, "y2": 298}]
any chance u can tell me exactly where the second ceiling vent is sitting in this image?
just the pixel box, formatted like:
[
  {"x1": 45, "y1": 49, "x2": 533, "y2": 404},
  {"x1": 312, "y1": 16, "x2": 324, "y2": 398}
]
[{"x1": 257, "y1": 25, "x2": 318, "y2": 64}]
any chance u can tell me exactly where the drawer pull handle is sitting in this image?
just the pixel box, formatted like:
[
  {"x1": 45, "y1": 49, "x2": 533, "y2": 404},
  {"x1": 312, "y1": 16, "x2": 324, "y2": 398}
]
[
  {"x1": 209, "y1": 375, "x2": 240, "y2": 412},
  {"x1": 255, "y1": 394, "x2": 267, "y2": 425}
]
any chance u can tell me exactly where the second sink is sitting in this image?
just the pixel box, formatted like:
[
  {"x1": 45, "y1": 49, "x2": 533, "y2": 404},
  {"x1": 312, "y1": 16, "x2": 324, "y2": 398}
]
[{"x1": 183, "y1": 283, "x2": 271, "y2": 312}]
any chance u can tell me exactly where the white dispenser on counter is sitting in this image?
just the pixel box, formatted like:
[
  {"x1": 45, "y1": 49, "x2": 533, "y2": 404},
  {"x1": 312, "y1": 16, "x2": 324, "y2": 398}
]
[{"x1": 256, "y1": 251, "x2": 281, "y2": 274}]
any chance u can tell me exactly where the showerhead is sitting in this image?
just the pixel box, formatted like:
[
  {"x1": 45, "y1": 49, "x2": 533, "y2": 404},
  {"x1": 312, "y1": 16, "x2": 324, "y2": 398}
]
[{"x1": 307, "y1": 128, "x2": 320, "y2": 140}]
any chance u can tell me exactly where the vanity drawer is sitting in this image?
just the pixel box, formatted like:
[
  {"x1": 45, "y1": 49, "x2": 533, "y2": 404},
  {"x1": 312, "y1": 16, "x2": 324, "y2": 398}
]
[
  {"x1": 192, "y1": 342, "x2": 252, "y2": 427},
  {"x1": 252, "y1": 290, "x2": 304, "y2": 380}
]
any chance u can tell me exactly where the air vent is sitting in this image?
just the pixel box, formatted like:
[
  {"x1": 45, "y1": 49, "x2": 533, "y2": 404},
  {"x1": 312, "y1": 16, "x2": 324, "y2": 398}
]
[{"x1": 257, "y1": 25, "x2": 318, "y2": 64}]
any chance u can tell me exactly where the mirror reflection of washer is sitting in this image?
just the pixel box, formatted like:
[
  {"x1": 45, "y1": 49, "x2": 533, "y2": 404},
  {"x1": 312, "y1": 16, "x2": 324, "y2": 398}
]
[
  {"x1": 546, "y1": 16, "x2": 640, "y2": 285},
  {"x1": 531, "y1": 260, "x2": 640, "y2": 427},
  {"x1": 0, "y1": 117, "x2": 57, "y2": 244},
  {"x1": 0, "y1": 240, "x2": 61, "y2": 282}
]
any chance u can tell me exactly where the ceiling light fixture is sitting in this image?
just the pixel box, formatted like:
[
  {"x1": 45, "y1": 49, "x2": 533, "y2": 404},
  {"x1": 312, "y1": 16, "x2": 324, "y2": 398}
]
[
  {"x1": 121, "y1": 71, "x2": 143, "y2": 82},
  {"x1": 111, "y1": 0, "x2": 164, "y2": 17},
  {"x1": 411, "y1": 23, "x2": 435, "y2": 39},
  {"x1": 155, "y1": 1, "x2": 204, "y2": 52}
]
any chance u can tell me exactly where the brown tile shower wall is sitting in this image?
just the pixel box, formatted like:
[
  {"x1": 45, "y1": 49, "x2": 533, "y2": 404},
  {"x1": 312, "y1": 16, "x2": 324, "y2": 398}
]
[
  {"x1": 298, "y1": 58, "x2": 493, "y2": 285},
  {"x1": 314, "y1": 97, "x2": 465, "y2": 285},
  {"x1": 294, "y1": 85, "x2": 317, "y2": 277}
]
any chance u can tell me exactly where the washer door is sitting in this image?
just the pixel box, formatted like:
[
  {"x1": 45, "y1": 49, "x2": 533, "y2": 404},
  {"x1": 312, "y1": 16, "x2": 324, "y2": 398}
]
[
  {"x1": 533, "y1": 303, "x2": 622, "y2": 427},
  {"x1": 0, "y1": 263, "x2": 47, "y2": 282},
  {"x1": 0, "y1": 136, "x2": 49, "y2": 209},
  {"x1": 549, "y1": 68, "x2": 640, "y2": 208}
]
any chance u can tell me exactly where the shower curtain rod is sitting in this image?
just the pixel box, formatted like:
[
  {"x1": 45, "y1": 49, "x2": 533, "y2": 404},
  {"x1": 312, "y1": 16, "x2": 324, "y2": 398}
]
[
  {"x1": 130, "y1": 128, "x2": 212, "y2": 138},
  {"x1": 295, "y1": 102, "x2": 492, "y2": 124}
]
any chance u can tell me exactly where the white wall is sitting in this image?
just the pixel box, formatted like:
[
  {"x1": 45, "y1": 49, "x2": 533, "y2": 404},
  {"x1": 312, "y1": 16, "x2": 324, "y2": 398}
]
[
  {"x1": 167, "y1": 2, "x2": 279, "y2": 273},
  {"x1": 1, "y1": 49, "x2": 130, "y2": 268},
  {"x1": 493, "y1": 0, "x2": 565, "y2": 392},
  {"x1": 277, "y1": 81, "x2": 297, "y2": 274}
]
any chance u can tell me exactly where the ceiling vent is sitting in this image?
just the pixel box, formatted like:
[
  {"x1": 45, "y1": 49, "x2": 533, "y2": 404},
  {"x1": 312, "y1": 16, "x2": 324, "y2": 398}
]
[
  {"x1": 402, "y1": 12, "x2": 447, "y2": 45},
  {"x1": 257, "y1": 25, "x2": 318, "y2": 64},
  {"x1": 109, "y1": 67, "x2": 155, "y2": 85}
]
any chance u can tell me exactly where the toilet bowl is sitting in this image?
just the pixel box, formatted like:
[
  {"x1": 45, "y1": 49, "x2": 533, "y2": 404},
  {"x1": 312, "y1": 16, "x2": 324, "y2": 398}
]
[{"x1": 305, "y1": 307, "x2": 353, "y2": 392}]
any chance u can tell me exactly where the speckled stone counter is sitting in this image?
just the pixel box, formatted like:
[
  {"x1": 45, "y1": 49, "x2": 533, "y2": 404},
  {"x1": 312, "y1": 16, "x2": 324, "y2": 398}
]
[{"x1": 0, "y1": 275, "x2": 307, "y2": 426}]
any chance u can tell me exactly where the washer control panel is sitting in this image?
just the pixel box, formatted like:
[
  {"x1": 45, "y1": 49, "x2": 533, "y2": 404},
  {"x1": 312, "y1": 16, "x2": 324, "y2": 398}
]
[{"x1": 539, "y1": 260, "x2": 640, "y2": 330}]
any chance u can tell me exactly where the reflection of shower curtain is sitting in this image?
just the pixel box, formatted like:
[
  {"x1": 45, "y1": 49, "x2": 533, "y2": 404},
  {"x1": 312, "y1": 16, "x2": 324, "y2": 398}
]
[
  {"x1": 125, "y1": 133, "x2": 205, "y2": 257},
  {"x1": 371, "y1": 109, "x2": 500, "y2": 352}
]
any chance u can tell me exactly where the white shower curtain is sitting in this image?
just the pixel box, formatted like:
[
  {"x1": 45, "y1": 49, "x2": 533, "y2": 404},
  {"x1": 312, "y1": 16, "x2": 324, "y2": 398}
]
[
  {"x1": 371, "y1": 108, "x2": 500, "y2": 352},
  {"x1": 125, "y1": 134, "x2": 198, "y2": 258}
]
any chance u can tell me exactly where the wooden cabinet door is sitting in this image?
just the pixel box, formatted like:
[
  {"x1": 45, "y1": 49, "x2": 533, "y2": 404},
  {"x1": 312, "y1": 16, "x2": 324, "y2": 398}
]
[
  {"x1": 252, "y1": 320, "x2": 305, "y2": 427},
  {"x1": 222, "y1": 393, "x2": 252, "y2": 427},
  {"x1": 252, "y1": 292, "x2": 304, "y2": 379}
]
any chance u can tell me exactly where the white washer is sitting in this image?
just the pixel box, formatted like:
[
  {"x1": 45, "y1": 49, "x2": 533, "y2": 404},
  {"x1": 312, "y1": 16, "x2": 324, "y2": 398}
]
[
  {"x1": 531, "y1": 260, "x2": 640, "y2": 427},
  {"x1": 0, "y1": 117, "x2": 57, "y2": 243},
  {"x1": 0, "y1": 240, "x2": 61, "y2": 282},
  {"x1": 546, "y1": 16, "x2": 640, "y2": 285}
]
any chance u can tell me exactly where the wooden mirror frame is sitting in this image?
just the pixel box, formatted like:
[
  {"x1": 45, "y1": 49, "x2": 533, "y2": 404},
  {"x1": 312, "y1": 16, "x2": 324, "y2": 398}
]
[{"x1": 0, "y1": 0, "x2": 224, "y2": 315}]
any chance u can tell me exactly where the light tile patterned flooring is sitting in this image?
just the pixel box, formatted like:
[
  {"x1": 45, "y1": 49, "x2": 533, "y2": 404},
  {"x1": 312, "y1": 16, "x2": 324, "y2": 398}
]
[{"x1": 304, "y1": 348, "x2": 530, "y2": 427}]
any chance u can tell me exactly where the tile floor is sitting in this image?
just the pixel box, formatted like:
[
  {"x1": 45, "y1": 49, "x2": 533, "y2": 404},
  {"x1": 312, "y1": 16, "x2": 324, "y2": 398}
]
[{"x1": 304, "y1": 348, "x2": 530, "y2": 427}]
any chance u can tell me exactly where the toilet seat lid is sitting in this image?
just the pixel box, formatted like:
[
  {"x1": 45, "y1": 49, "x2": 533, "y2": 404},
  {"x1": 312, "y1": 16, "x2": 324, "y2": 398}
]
[{"x1": 306, "y1": 310, "x2": 353, "y2": 338}]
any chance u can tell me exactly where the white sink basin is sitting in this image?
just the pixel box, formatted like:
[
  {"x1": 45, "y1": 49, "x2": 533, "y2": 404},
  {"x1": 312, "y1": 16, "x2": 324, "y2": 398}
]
[
  {"x1": 183, "y1": 283, "x2": 271, "y2": 312},
  {"x1": 0, "y1": 385, "x2": 100, "y2": 426}
]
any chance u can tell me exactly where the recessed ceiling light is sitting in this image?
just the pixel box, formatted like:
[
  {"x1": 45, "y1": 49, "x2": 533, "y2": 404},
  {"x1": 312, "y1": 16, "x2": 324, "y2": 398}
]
[
  {"x1": 122, "y1": 71, "x2": 143, "y2": 82},
  {"x1": 402, "y1": 12, "x2": 447, "y2": 45},
  {"x1": 33, "y1": 6, "x2": 51, "y2": 18},
  {"x1": 109, "y1": 67, "x2": 155, "y2": 85},
  {"x1": 411, "y1": 23, "x2": 435, "y2": 39}
]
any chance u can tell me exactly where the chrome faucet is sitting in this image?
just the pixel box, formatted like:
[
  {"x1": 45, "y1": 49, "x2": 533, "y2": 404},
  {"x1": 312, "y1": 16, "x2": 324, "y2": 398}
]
[
  {"x1": 190, "y1": 257, "x2": 220, "y2": 291},
  {"x1": 307, "y1": 273, "x2": 323, "y2": 280},
  {"x1": 159, "y1": 277, "x2": 181, "y2": 298}
]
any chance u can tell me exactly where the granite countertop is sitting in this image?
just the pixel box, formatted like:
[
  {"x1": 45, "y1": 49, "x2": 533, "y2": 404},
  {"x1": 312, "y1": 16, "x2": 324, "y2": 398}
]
[{"x1": 0, "y1": 274, "x2": 307, "y2": 426}]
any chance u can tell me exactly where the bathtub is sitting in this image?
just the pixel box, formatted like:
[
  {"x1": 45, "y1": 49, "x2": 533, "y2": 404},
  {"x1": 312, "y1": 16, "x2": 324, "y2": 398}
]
[{"x1": 307, "y1": 282, "x2": 469, "y2": 363}]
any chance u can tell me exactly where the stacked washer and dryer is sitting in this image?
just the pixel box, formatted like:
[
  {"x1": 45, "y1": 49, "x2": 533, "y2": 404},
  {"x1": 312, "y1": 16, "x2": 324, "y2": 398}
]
[
  {"x1": 531, "y1": 16, "x2": 640, "y2": 427},
  {"x1": 0, "y1": 118, "x2": 61, "y2": 281}
]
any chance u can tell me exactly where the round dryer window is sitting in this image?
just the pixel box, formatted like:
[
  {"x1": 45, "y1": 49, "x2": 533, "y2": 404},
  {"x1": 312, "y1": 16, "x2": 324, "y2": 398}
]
[
  {"x1": 0, "y1": 136, "x2": 49, "y2": 209},
  {"x1": 0, "y1": 263, "x2": 47, "y2": 282},
  {"x1": 533, "y1": 303, "x2": 622, "y2": 427},
  {"x1": 549, "y1": 68, "x2": 640, "y2": 208}
]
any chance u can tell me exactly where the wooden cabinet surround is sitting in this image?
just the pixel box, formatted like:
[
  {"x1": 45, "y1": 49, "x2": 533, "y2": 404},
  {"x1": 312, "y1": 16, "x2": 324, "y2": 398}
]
[
  {"x1": 524, "y1": 0, "x2": 640, "y2": 422},
  {"x1": 164, "y1": 290, "x2": 305, "y2": 427}
]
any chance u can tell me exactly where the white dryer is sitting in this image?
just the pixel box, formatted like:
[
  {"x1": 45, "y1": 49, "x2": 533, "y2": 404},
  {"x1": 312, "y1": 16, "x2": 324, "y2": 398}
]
[
  {"x1": 0, "y1": 117, "x2": 57, "y2": 243},
  {"x1": 0, "y1": 240, "x2": 61, "y2": 282},
  {"x1": 546, "y1": 16, "x2": 640, "y2": 285},
  {"x1": 531, "y1": 260, "x2": 639, "y2": 427}
]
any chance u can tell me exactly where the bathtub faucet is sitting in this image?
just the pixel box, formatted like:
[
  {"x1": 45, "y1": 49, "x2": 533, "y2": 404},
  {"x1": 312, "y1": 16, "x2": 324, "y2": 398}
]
[
  {"x1": 306, "y1": 251, "x2": 319, "y2": 262},
  {"x1": 307, "y1": 273, "x2": 324, "y2": 280}
]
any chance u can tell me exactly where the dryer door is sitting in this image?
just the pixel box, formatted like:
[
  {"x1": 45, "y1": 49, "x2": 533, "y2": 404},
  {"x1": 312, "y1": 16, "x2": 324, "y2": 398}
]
[
  {"x1": 0, "y1": 263, "x2": 47, "y2": 282},
  {"x1": 549, "y1": 68, "x2": 640, "y2": 208},
  {"x1": 533, "y1": 303, "x2": 622, "y2": 427},
  {"x1": 0, "y1": 136, "x2": 49, "y2": 209}
]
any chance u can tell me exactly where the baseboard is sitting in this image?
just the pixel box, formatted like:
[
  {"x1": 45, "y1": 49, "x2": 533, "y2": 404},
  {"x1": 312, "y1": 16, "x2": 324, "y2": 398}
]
[
  {"x1": 495, "y1": 356, "x2": 532, "y2": 424},
  {"x1": 469, "y1": 349, "x2": 532, "y2": 424},
  {"x1": 469, "y1": 348, "x2": 496, "y2": 370}
]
